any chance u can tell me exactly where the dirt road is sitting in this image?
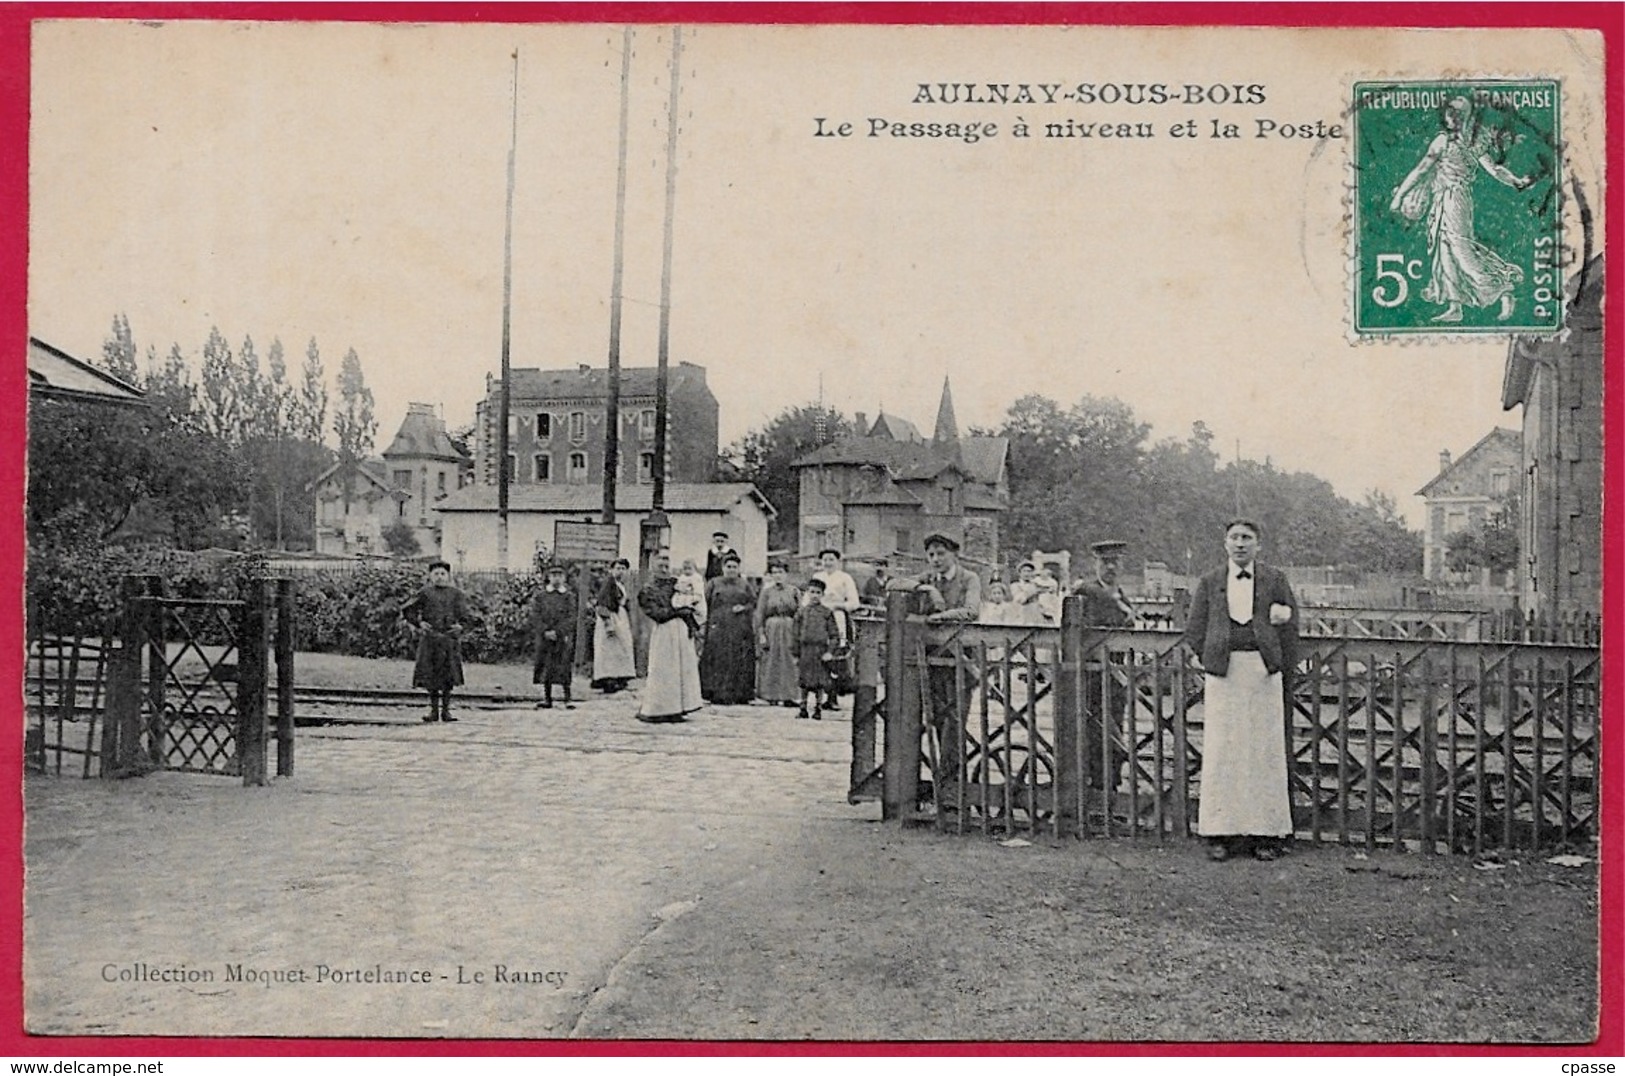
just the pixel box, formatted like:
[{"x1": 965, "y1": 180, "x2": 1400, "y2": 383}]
[{"x1": 24, "y1": 683, "x2": 1597, "y2": 1043}]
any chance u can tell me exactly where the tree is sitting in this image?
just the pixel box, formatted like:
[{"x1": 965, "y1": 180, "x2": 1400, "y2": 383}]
[
  {"x1": 145, "y1": 343, "x2": 196, "y2": 418},
  {"x1": 381, "y1": 519, "x2": 422, "y2": 558},
  {"x1": 992, "y1": 393, "x2": 1425, "y2": 577},
  {"x1": 720, "y1": 404, "x2": 851, "y2": 549},
  {"x1": 198, "y1": 326, "x2": 242, "y2": 444},
  {"x1": 1443, "y1": 493, "x2": 1519, "y2": 579},
  {"x1": 332, "y1": 347, "x2": 377, "y2": 513},
  {"x1": 998, "y1": 393, "x2": 1151, "y2": 557},
  {"x1": 291, "y1": 337, "x2": 329, "y2": 445},
  {"x1": 100, "y1": 314, "x2": 139, "y2": 384},
  {"x1": 27, "y1": 397, "x2": 152, "y2": 543},
  {"x1": 1479, "y1": 496, "x2": 1520, "y2": 573},
  {"x1": 1342, "y1": 489, "x2": 1424, "y2": 574},
  {"x1": 236, "y1": 334, "x2": 268, "y2": 441},
  {"x1": 332, "y1": 347, "x2": 376, "y2": 462}
]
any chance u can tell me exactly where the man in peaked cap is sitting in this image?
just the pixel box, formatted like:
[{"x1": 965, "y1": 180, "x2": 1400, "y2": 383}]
[
  {"x1": 1074, "y1": 540, "x2": 1136, "y2": 629},
  {"x1": 704, "y1": 531, "x2": 739, "y2": 581},
  {"x1": 1071, "y1": 539, "x2": 1137, "y2": 796},
  {"x1": 915, "y1": 532, "x2": 983, "y2": 799}
]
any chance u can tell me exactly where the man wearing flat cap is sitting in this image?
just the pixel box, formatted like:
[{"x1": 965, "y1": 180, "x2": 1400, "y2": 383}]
[
  {"x1": 1071, "y1": 539, "x2": 1137, "y2": 794},
  {"x1": 704, "y1": 531, "x2": 739, "y2": 582},
  {"x1": 916, "y1": 532, "x2": 983, "y2": 793}
]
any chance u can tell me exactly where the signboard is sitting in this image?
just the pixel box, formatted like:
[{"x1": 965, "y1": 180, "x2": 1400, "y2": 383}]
[{"x1": 553, "y1": 520, "x2": 622, "y2": 563}]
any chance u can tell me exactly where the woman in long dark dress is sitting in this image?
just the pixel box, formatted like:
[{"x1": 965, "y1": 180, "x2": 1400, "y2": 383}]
[
  {"x1": 700, "y1": 553, "x2": 758, "y2": 705},
  {"x1": 400, "y1": 560, "x2": 481, "y2": 723}
]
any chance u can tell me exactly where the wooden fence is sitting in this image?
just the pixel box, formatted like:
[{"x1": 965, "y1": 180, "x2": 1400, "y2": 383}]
[
  {"x1": 850, "y1": 594, "x2": 1598, "y2": 854},
  {"x1": 26, "y1": 578, "x2": 298, "y2": 784},
  {"x1": 26, "y1": 628, "x2": 114, "y2": 777}
]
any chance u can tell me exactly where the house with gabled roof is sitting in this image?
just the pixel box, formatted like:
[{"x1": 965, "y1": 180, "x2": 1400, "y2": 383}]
[
  {"x1": 28, "y1": 337, "x2": 145, "y2": 407},
  {"x1": 792, "y1": 377, "x2": 1009, "y2": 561},
  {"x1": 309, "y1": 403, "x2": 471, "y2": 556},
  {"x1": 1415, "y1": 427, "x2": 1521, "y2": 583}
]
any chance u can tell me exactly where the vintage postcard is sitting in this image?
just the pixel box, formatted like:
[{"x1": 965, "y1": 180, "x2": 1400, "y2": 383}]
[{"x1": 18, "y1": 13, "x2": 1615, "y2": 1050}]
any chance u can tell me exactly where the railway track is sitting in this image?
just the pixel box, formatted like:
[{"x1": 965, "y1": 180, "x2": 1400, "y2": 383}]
[{"x1": 25, "y1": 679, "x2": 554, "y2": 725}]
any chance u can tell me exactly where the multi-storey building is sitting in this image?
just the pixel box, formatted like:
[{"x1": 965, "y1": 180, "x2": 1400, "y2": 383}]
[
  {"x1": 1415, "y1": 428, "x2": 1521, "y2": 584},
  {"x1": 472, "y1": 363, "x2": 719, "y2": 491},
  {"x1": 1501, "y1": 254, "x2": 1604, "y2": 616}
]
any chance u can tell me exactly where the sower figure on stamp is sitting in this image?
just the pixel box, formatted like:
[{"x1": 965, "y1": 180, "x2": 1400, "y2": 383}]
[
  {"x1": 1071, "y1": 539, "x2": 1137, "y2": 796},
  {"x1": 400, "y1": 560, "x2": 481, "y2": 724},
  {"x1": 912, "y1": 533, "x2": 981, "y2": 793},
  {"x1": 531, "y1": 562, "x2": 577, "y2": 710},
  {"x1": 1181, "y1": 518, "x2": 1299, "y2": 862},
  {"x1": 1389, "y1": 95, "x2": 1534, "y2": 324}
]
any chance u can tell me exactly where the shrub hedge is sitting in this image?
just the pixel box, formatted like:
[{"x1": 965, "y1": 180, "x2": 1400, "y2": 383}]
[{"x1": 26, "y1": 544, "x2": 554, "y2": 664}]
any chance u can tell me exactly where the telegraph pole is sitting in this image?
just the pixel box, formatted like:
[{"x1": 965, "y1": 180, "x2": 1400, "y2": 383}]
[
  {"x1": 603, "y1": 27, "x2": 633, "y2": 527},
  {"x1": 497, "y1": 49, "x2": 519, "y2": 572},
  {"x1": 645, "y1": 26, "x2": 684, "y2": 565}
]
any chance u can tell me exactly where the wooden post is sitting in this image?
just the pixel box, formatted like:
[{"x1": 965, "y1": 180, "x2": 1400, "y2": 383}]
[
  {"x1": 629, "y1": 568, "x2": 650, "y2": 679},
  {"x1": 237, "y1": 579, "x2": 271, "y2": 787},
  {"x1": 847, "y1": 613, "x2": 881, "y2": 802},
  {"x1": 103, "y1": 578, "x2": 147, "y2": 778},
  {"x1": 275, "y1": 578, "x2": 296, "y2": 778},
  {"x1": 881, "y1": 592, "x2": 916, "y2": 820},
  {"x1": 1501, "y1": 655, "x2": 1516, "y2": 850},
  {"x1": 1171, "y1": 652, "x2": 1191, "y2": 837},
  {"x1": 573, "y1": 563, "x2": 594, "y2": 672},
  {"x1": 1418, "y1": 658, "x2": 1436, "y2": 854},
  {"x1": 1055, "y1": 595, "x2": 1081, "y2": 838},
  {"x1": 143, "y1": 576, "x2": 167, "y2": 769},
  {"x1": 1531, "y1": 655, "x2": 1545, "y2": 852}
]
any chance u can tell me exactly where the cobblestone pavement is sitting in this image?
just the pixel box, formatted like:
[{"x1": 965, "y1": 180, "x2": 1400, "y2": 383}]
[
  {"x1": 24, "y1": 689, "x2": 869, "y2": 1039},
  {"x1": 23, "y1": 683, "x2": 1599, "y2": 1044}
]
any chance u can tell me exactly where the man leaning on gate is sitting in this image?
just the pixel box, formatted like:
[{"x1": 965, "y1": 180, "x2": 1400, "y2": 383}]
[
  {"x1": 908, "y1": 533, "x2": 982, "y2": 792},
  {"x1": 1069, "y1": 539, "x2": 1137, "y2": 796}
]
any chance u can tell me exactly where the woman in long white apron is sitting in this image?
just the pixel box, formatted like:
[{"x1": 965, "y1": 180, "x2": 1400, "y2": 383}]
[
  {"x1": 592, "y1": 560, "x2": 637, "y2": 694},
  {"x1": 1181, "y1": 519, "x2": 1299, "y2": 862}
]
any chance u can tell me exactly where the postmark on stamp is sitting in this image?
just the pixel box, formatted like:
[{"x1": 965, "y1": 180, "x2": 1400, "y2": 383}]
[{"x1": 1352, "y1": 79, "x2": 1562, "y2": 336}]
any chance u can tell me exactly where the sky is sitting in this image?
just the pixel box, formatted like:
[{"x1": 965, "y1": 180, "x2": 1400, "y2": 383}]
[{"x1": 27, "y1": 19, "x2": 1609, "y2": 528}]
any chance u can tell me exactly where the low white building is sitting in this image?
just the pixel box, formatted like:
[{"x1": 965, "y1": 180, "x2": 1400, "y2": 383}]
[{"x1": 435, "y1": 483, "x2": 775, "y2": 574}]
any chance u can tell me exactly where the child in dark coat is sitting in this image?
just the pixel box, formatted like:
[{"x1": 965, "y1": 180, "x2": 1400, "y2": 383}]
[
  {"x1": 531, "y1": 563, "x2": 578, "y2": 709},
  {"x1": 400, "y1": 560, "x2": 481, "y2": 723},
  {"x1": 792, "y1": 578, "x2": 839, "y2": 721}
]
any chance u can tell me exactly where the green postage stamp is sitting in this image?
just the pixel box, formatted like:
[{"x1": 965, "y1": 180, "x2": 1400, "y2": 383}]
[{"x1": 1352, "y1": 79, "x2": 1562, "y2": 336}]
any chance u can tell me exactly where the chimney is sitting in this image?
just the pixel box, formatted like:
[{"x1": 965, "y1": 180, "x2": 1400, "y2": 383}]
[
  {"x1": 855, "y1": 411, "x2": 868, "y2": 436},
  {"x1": 1439, "y1": 449, "x2": 1452, "y2": 473}
]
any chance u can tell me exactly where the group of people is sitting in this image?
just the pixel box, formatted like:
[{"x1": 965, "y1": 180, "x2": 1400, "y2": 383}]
[
  {"x1": 896, "y1": 522, "x2": 1301, "y2": 866},
  {"x1": 398, "y1": 519, "x2": 1300, "y2": 863},
  {"x1": 630, "y1": 538, "x2": 878, "y2": 722}
]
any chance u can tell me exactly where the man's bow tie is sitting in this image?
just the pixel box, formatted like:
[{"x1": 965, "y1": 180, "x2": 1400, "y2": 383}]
[{"x1": 1236, "y1": 568, "x2": 1252, "y2": 580}]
